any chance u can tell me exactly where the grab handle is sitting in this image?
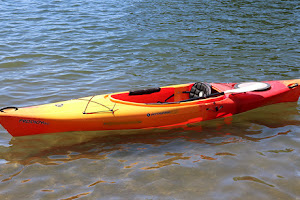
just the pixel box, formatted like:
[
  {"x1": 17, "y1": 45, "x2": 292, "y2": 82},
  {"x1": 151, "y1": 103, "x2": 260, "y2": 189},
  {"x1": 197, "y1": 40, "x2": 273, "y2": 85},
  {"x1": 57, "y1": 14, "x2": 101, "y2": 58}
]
[
  {"x1": 0, "y1": 106, "x2": 18, "y2": 112},
  {"x1": 288, "y1": 83, "x2": 298, "y2": 89}
]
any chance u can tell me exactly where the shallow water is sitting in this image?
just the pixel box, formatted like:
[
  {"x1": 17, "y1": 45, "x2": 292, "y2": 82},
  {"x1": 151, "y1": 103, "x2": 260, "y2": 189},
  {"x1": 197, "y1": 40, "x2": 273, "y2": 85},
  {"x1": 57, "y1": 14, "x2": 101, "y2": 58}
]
[{"x1": 0, "y1": 0, "x2": 299, "y2": 199}]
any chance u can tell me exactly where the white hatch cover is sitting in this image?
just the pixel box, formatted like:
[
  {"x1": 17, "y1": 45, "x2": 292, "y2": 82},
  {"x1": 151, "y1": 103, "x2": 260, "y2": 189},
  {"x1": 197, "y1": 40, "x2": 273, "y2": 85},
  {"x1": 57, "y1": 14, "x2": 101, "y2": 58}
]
[{"x1": 234, "y1": 82, "x2": 271, "y2": 91}]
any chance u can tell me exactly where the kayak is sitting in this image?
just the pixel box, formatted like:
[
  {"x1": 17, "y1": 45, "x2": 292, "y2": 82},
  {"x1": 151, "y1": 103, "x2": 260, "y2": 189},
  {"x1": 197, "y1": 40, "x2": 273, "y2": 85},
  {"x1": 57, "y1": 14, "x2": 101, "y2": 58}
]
[{"x1": 0, "y1": 79, "x2": 299, "y2": 137}]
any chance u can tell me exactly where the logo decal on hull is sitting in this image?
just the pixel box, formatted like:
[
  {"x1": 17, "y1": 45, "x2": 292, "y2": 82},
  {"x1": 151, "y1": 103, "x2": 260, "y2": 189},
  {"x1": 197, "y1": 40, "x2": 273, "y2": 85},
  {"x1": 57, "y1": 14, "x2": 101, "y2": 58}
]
[
  {"x1": 19, "y1": 119, "x2": 49, "y2": 125},
  {"x1": 147, "y1": 111, "x2": 171, "y2": 117}
]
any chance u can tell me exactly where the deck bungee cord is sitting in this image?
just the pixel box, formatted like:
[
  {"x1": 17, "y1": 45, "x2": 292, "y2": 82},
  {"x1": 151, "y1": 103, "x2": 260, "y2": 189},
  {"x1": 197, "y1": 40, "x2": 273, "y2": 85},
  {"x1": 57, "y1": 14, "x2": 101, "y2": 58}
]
[{"x1": 79, "y1": 96, "x2": 118, "y2": 115}]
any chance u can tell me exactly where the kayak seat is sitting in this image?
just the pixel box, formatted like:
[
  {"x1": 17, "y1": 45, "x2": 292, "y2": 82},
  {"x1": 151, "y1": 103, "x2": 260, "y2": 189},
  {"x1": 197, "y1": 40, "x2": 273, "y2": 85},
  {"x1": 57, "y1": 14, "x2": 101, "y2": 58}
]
[{"x1": 188, "y1": 82, "x2": 212, "y2": 98}]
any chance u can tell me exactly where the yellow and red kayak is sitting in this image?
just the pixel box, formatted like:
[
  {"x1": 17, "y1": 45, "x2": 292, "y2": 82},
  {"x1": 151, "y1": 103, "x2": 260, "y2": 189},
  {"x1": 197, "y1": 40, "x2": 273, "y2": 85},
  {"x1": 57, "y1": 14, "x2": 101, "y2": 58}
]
[{"x1": 0, "y1": 79, "x2": 299, "y2": 137}]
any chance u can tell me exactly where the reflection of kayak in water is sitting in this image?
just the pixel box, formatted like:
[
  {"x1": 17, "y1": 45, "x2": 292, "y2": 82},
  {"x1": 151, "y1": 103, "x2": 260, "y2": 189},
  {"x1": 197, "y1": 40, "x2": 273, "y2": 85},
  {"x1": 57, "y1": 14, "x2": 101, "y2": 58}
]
[{"x1": 0, "y1": 79, "x2": 299, "y2": 137}]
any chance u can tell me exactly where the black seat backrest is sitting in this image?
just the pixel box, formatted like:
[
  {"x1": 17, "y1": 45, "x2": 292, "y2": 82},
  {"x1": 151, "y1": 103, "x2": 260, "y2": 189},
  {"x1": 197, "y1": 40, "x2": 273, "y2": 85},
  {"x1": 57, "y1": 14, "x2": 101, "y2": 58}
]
[{"x1": 189, "y1": 82, "x2": 212, "y2": 98}]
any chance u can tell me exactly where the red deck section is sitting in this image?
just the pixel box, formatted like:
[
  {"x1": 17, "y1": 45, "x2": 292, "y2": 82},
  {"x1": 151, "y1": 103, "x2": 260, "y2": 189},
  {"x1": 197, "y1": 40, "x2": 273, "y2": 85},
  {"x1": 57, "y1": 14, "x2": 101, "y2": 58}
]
[{"x1": 111, "y1": 88, "x2": 175, "y2": 103}]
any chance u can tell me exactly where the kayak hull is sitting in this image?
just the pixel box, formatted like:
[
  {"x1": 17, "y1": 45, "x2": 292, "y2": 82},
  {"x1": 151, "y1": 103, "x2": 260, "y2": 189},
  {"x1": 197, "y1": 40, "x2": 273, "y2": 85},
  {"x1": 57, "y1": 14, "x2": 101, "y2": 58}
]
[{"x1": 0, "y1": 79, "x2": 299, "y2": 137}]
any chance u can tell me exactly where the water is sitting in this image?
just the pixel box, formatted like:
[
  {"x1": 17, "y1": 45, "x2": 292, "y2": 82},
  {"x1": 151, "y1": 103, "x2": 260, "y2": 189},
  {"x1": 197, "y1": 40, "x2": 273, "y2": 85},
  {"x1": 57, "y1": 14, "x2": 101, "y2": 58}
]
[{"x1": 0, "y1": 0, "x2": 299, "y2": 199}]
